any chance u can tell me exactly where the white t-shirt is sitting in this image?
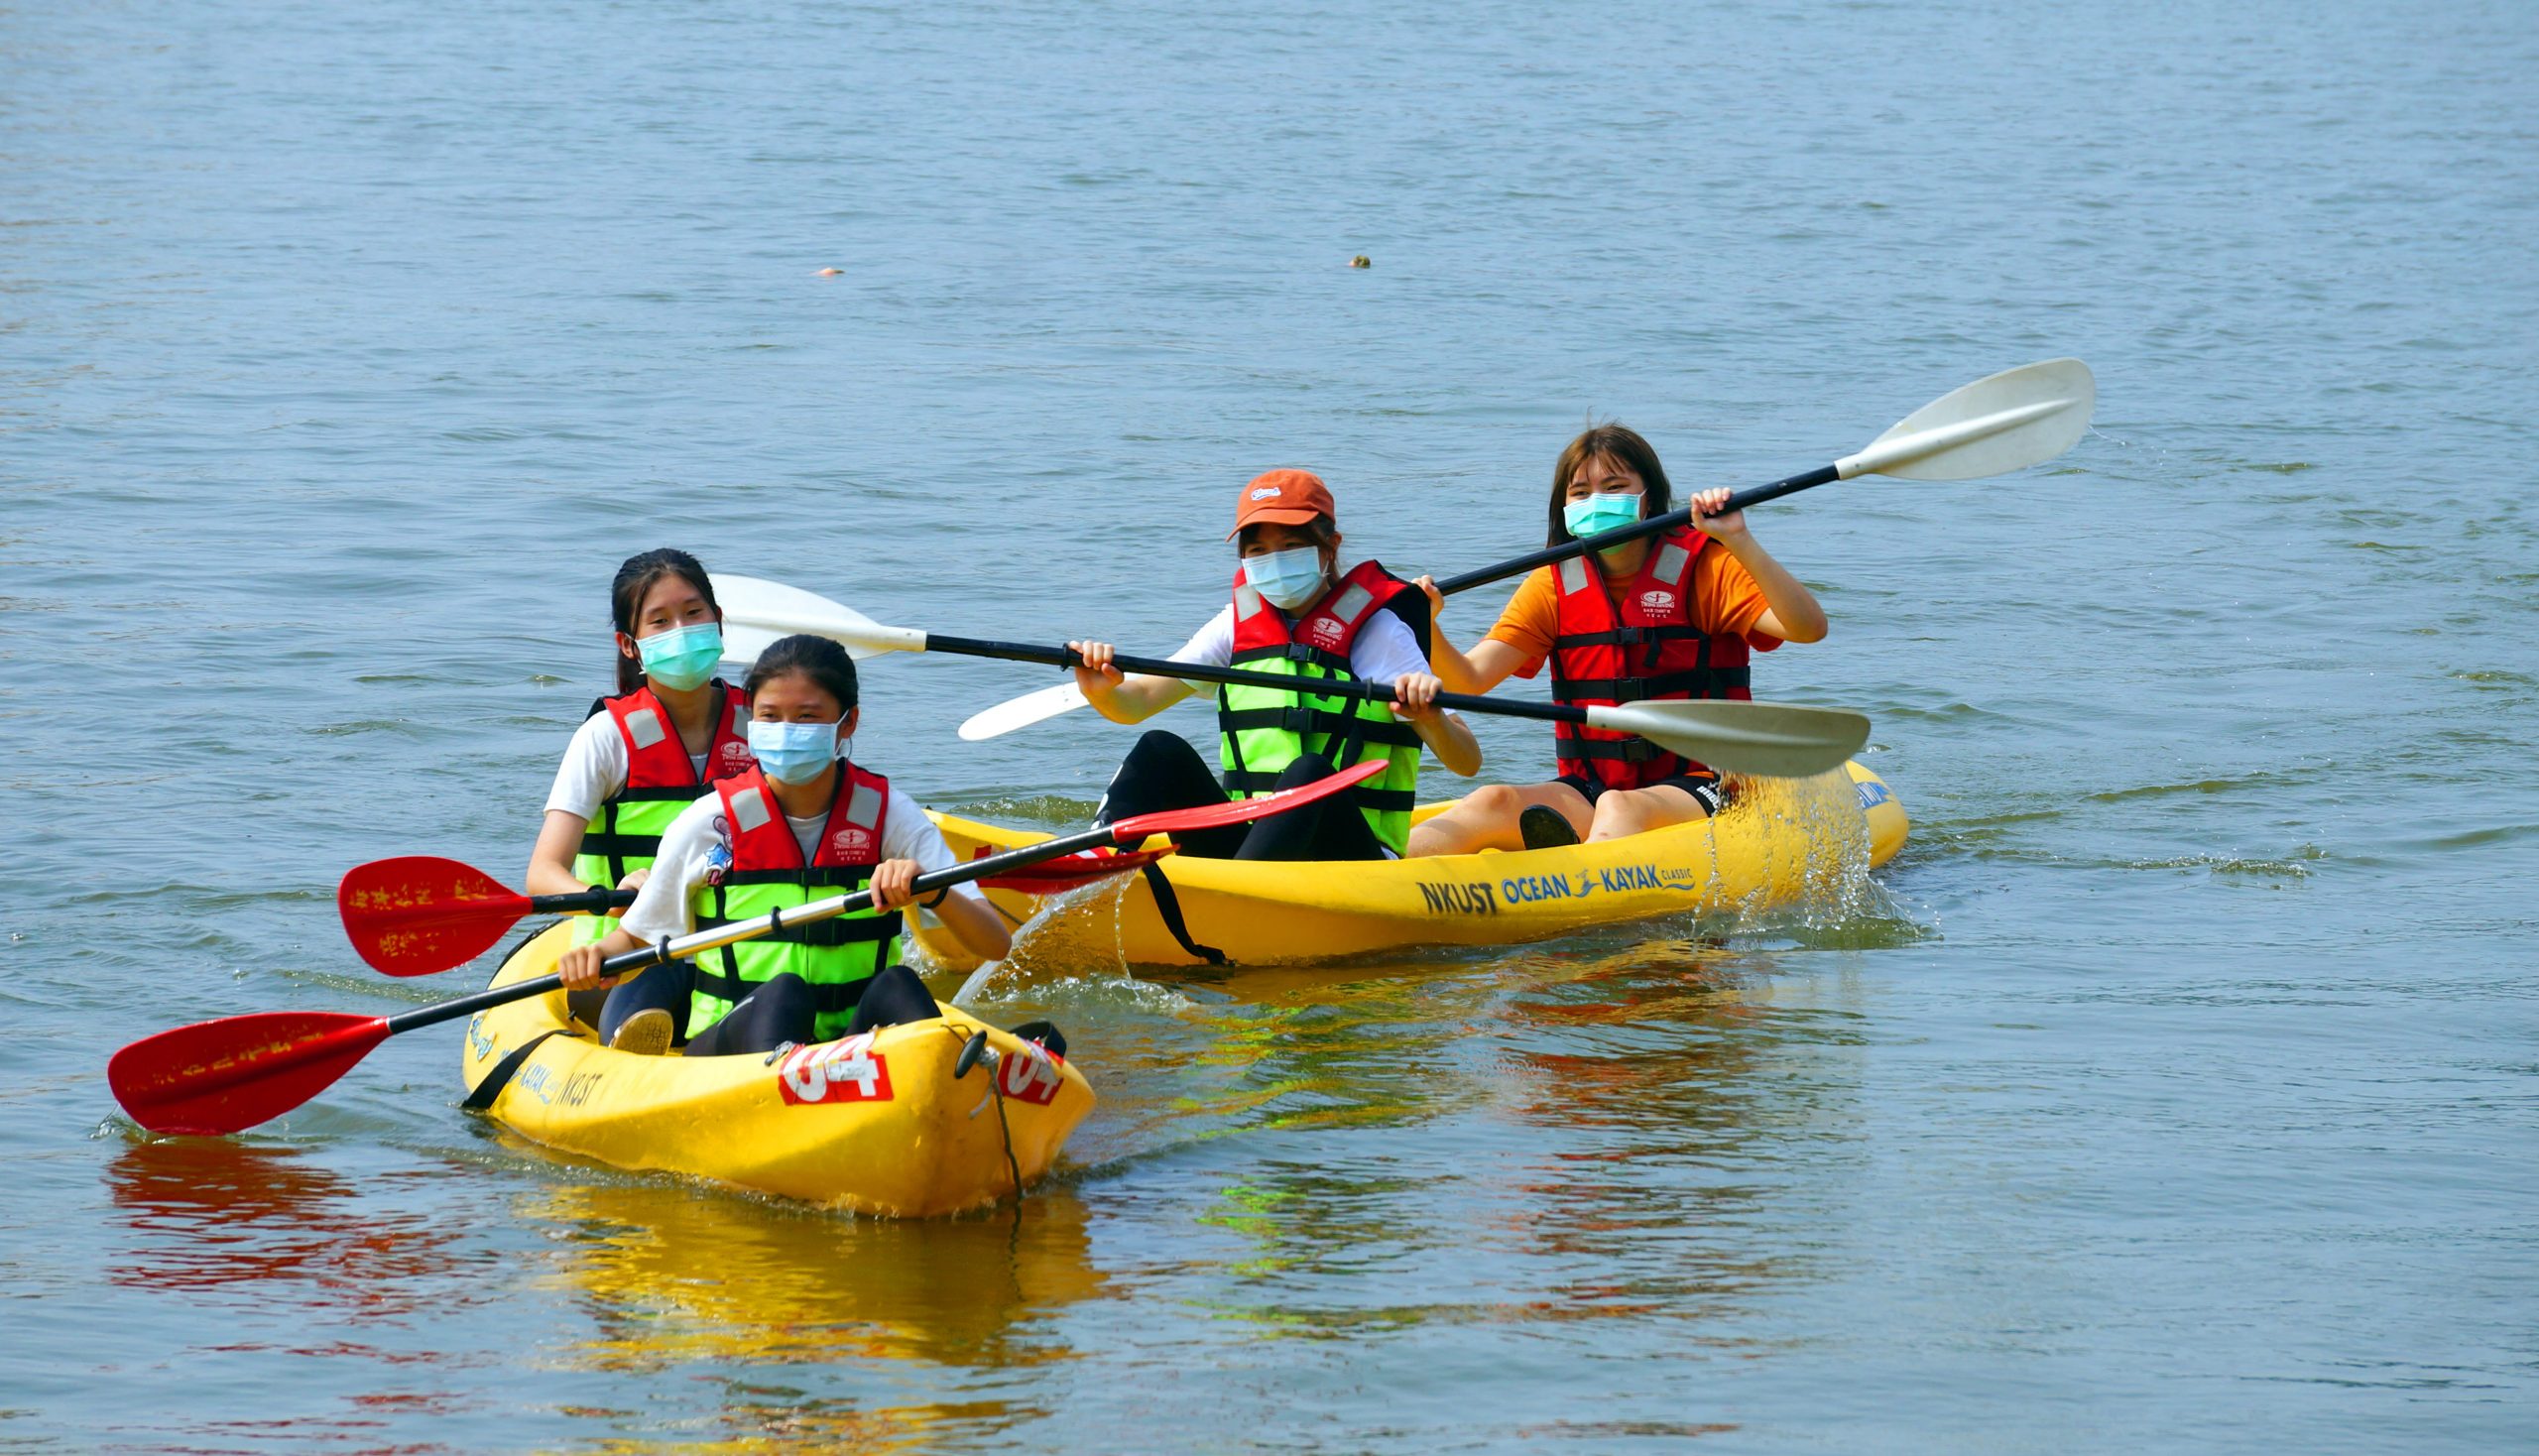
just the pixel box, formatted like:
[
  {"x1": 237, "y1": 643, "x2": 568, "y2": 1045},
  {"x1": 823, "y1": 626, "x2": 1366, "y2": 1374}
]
[
  {"x1": 1164, "y1": 603, "x2": 1431, "y2": 693},
  {"x1": 544, "y1": 710, "x2": 705, "y2": 820},
  {"x1": 616, "y1": 782, "x2": 982, "y2": 946}
]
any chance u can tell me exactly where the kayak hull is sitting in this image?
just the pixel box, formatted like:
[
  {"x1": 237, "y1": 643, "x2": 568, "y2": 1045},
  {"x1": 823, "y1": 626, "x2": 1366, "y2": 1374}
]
[
  {"x1": 917, "y1": 762, "x2": 1905, "y2": 970},
  {"x1": 460, "y1": 920, "x2": 1095, "y2": 1215}
]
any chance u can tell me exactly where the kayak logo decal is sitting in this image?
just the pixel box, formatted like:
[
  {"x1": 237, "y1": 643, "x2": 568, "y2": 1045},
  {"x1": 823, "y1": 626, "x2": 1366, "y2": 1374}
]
[
  {"x1": 1419, "y1": 881, "x2": 1499, "y2": 916},
  {"x1": 998, "y1": 1043, "x2": 1064, "y2": 1106},
  {"x1": 466, "y1": 1013, "x2": 496, "y2": 1062},
  {"x1": 1424, "y1": 864, "x2": 1704, "y2": 914},
  {"x1": 519, "y1": 1061, "x2": 602, "y2": 1108},
  {"x1": 1854, "y1": 780, "x2": 1890, "y2": 809},
  {"x1": 777, "y1": 1034, "x2": 894, "y2": 1106}
]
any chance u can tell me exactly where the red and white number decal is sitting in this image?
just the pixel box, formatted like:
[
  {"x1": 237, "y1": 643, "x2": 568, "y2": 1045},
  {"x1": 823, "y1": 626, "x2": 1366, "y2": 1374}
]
[
  {"x1": 998, "y1": 1044, "x2": 1064, "y2": 1106},
  {"x1": 776, "y1": 1034, "x2": 894, "y2": 1106}
]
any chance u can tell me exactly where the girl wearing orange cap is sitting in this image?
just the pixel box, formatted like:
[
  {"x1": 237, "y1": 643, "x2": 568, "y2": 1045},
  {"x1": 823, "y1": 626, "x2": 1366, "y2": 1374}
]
[
  {"x1": 1069, "y1": 469, "x2": 1481, "y2": 862},
  {"x1": 1404, "y1": 424, "x2": 1826, "y2": 855}
]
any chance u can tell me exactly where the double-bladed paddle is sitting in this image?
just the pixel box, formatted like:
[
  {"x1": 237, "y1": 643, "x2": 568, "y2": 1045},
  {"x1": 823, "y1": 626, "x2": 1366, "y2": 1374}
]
[
  {"x1": 949, "y1": 357, "x2": 2095, "y2": 739},
  {"x1": 106, "y1": 761, "x2": 1382, "y2": 1137},
  {"x1": 338, "y1": 848, "x2": 1173, "y2": 978},
  {"x1": 712, "y1": 574, "x2": 1868, "y2": 780}
]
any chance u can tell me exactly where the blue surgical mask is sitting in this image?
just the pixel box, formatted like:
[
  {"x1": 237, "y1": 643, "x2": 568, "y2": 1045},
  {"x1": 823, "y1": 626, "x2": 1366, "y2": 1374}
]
[
  {"x1": 748, "y1": 718, "x2": 841, "y2": 785},
  {"x1": 636, "y1": 621, "x2": 725, "y2": 691},
  {"x1": 1243, "y1": 546, "x2": 1328, "y2": 613},
  {"x1": 1564, "y1": 491, "x2": 1644, "y2": 541}
]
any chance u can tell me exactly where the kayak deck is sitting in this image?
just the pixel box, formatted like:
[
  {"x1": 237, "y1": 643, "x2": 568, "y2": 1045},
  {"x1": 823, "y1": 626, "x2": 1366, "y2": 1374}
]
[{"x1": 916, "y1": 762, "x2": 1906, "y2": 970}]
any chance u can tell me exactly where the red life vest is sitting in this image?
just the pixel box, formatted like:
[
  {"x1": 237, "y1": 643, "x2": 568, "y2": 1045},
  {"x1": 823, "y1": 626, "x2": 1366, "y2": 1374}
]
[
  {"x1": 574, "y1": 680, "x2": 755, "y2": 884},
  {"x1": 1218, "y1": 558, "x2": 1426, "y2": 825},
  {"x1": 1549, "y1": 527, "x2": 1755, "y2": 789},
  {"x1": 691, "y1": 762, "x2": 903, "y2": 1025}
]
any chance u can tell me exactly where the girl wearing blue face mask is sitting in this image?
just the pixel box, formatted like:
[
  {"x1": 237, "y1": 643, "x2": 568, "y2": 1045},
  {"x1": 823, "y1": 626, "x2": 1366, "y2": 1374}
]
[
  {"x1": 530, "y1": 549, "x2": 762, "y2": 968},
  {"x1": 1068, "y1": 469, "x2": 1482, "y2": 863},
  {"x1": 556, "y1": 634, "x2": 1013, "y2": 1057},
  {"x1": 1404, "y1": 424, "x2": 1828, "y2": 856}
]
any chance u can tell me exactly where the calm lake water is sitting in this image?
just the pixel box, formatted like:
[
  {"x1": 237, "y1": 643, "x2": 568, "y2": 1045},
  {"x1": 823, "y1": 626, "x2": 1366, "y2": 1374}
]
[{"x1": 5, "y1": 0, "x2": 2535, "y2": 1450}]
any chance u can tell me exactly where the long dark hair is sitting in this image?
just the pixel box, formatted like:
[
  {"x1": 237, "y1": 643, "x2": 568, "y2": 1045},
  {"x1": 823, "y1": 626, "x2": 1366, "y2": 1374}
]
[
  {"x1": 609, "y1": 548, "x2": 719, "y2": 694},
  {"x1": 743, "y1": 634, "x2": 860, "y2": 715},
  {"x1": 1545, "y1": 424, "x2": 1675, "y2": 548}
]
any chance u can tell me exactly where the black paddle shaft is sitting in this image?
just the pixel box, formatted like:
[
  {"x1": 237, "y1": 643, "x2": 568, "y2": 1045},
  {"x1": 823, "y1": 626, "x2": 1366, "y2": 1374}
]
[
  {"x1": 530, "y1": 888, "x2": 637, "y2": 913},
  {"x1": 379, "y1": 821, "x2": 1121, "y2": 1039},
  {"x1": 1429, "y1": 462, "x2": 1841, "y2": 596},
  {"x1": 927, "y1": 635, "x2": 1590, "y2": 728}
]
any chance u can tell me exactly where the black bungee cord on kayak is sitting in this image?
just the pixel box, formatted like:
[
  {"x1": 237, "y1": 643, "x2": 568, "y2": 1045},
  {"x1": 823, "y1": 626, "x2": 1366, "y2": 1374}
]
[{"x1": 948, "y1": 1025, "x2": 1029, "y2": 1216}]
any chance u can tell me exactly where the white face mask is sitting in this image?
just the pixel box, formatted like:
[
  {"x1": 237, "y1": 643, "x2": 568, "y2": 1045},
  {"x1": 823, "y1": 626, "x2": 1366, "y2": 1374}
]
[
  {"x1": 747, "y1": 718, "x2": 841, "y2": 785},
  {"x1": 1243, "y1": 546, "x2": 1327, "y2": 612}
]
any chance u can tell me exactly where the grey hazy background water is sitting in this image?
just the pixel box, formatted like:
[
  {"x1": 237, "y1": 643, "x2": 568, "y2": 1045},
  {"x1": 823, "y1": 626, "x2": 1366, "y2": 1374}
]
[{"x1": 5, "y1": 1, "x2": 2535, "y2": 1451}]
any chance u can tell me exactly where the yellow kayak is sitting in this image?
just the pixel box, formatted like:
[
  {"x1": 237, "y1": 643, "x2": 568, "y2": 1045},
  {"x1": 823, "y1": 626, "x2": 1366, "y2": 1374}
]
[
  {"x1": 458, "y1": 920, "x2": 1096, "y2": 1215},
  {"x1": 916, "y1": 762, "x2": 1906, "y2": 970}
]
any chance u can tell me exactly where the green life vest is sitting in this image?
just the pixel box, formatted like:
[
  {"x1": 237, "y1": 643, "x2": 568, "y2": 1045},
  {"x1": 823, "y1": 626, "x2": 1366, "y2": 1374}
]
[
  {"x1": 568, "y1": 681, "x2": 755, "y2": 946},
  {"x1": 687, "y1": 763, "x2": 902, "y2": 1043},
  {"x1": 1215, "y1": 560, "x2": 1426, "y2": 855}
]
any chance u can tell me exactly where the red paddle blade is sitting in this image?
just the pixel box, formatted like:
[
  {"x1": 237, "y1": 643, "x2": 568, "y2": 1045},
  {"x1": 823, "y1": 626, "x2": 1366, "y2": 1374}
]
[
  {"x1": 338, "y1": 856, "x2": 532, "y2": 977},
  {"x1": 980, "y1": 846, "x2": 1174, "y2": 896},
  {"x1": 1107, "y1": 759, "x2": 1388, "y2": 844},
  {"x1": 109, "y1": 1012, "x2": 391, "y2": 1137}
]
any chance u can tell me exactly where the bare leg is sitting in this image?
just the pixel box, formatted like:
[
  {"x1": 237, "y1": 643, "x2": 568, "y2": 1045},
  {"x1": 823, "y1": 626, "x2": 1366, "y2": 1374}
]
[
  {"x1": 1585, "y1": 783, "x2": 1711, "y2": 842},
  {"x1": 1406, "y1": 782, "x2": 1593, "y2": 857}
]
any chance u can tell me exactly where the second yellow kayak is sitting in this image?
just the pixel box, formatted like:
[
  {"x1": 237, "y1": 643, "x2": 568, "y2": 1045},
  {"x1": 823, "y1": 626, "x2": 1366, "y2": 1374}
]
[
  {"x1": 915, "y1": 762, "x2": 1906, "y2": 970},
  {"x1": 460, "y1": 921, "x2": 1095, "y2": 1215}
]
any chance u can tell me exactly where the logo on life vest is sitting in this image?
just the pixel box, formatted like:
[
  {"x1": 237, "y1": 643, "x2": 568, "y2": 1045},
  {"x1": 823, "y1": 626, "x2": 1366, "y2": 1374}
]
[
  {"x1": 716, "y1": 742, "x2": 756, "y2": 775},
  {"x1": 1638, "y1": 590, "x2": 1676, "y2": 614},
  {"x1": 830, "y1": 826, "x2": 873, "y2": 858},
  {"x1": 1302, "y1": 615, "x2": 1346, "y2": 650},
  {"x1": 998, "y1": 1042, "x2": 1064, "y2": 1106},
  {"x1": 777, "y1": 1035, "x2": 894, "y2": 1105},
  {"x1": 1250, "y1": 485, "x2": 1282, "y2": 500}
]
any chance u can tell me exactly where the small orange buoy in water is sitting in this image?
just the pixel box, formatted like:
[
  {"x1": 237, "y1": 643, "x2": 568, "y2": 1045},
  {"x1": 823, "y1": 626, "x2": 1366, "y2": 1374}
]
[
  {"x1": 816, "y1": 267, "x2": 843, "y2": 277},
  {"x1": 1349, "y1": 255, "x2": 1371, "y2": 269}
]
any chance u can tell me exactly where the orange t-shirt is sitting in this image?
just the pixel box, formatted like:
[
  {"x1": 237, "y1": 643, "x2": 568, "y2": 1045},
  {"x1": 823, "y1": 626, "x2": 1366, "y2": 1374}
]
[{"x1": 1481, "y1": 539, "x2": 1782, "y2": 678}]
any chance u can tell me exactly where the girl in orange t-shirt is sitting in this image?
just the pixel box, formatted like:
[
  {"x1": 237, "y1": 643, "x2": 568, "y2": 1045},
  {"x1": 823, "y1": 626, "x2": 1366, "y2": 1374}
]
[{"x1": 1405, "y1": 424, "x2": 1828, "y2": 855}]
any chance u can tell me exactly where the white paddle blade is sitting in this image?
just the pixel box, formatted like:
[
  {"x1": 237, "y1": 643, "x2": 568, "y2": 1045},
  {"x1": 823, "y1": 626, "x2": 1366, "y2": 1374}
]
[
  {"x1": 709, "y1": 574, "x2": 927, "y2": 662},
  {"x1": 1583, "y1": 699, "x2": 1871, "y2": 780},
  {"x1": 1839, "y1": 357, "x2": 2095, "y2": 482},
  {"x1": 958, "y1": 681, "x2": 1090, "y2": 741}
]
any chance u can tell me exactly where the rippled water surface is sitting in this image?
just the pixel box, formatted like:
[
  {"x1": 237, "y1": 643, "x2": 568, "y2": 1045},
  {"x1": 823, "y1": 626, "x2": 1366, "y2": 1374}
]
[{"x1": 6, "y1": 1, "x2": 2535, "y2": 1450}]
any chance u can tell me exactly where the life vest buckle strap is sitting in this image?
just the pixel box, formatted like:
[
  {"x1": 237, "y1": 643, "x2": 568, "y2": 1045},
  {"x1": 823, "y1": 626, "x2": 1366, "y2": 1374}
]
[{"x1": 1220, "y1": 705, "x2": 1338, "y2": 737}]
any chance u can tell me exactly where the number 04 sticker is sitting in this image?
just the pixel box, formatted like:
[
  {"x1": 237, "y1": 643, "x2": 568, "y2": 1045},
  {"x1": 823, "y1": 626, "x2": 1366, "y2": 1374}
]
[
  {"x1": 777, "y1": 1035, "x2": 895, "y2": 1106},
  {"x1": 998, "y1": 1043, "x2": 1063, "y2": 1106}
]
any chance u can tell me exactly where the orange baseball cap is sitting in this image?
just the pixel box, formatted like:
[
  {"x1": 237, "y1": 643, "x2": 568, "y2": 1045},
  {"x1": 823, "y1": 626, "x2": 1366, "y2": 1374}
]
[{"x1": 1228, "y1": 468, "x2": 1336, "y2": 539}]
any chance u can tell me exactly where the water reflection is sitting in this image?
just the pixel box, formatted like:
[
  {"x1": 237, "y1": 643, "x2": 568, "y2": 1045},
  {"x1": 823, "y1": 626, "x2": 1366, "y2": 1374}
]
[
  {"x1": 1155, "y1": 939, "x2": 1868, "y2": 1339},
  {"x1": 104, "y1": 1139, "x2": 466, "y2": 1320},
  {"x1": 519, "y1": 1179, "x2": 1107, "y2": 1447},
  {"x1": 1489, "y1": 943, "x2": 1870, "y2": 1318}
]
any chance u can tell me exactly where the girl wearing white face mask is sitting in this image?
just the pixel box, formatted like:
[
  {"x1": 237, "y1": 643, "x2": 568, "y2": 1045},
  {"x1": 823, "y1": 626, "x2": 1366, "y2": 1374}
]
[
  {"x1": 529, "y1": 549, "x2": 760, "y2": 955},
  {"x1": 1404, "y1": 424, "x2": 1828, "y2": 856},
  {"x1": 555, "y1": 634, "x2": 1013, "y2": 1056},
  {"x1": 1069, "y1": 469, "x2": 1482, "y2": 863}
]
